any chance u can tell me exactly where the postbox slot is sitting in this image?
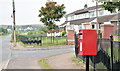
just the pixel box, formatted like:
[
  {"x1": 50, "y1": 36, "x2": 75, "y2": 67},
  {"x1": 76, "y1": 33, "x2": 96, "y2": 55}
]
[
  {"x1": 80, "y1": 42, "x2": 82, "y2": 51},
  {"x1": 79, "y1": 33, "x2": 82, "y2": 35}
]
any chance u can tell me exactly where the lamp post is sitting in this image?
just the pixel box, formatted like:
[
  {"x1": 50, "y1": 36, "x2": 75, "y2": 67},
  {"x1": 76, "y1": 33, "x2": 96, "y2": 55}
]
[{"x1": 13, "y1": 0, "x2": 16, "y2": 46}]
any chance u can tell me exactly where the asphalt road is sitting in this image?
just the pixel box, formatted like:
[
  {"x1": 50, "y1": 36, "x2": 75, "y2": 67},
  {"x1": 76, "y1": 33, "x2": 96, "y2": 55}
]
[
  {"x1": 0, "y1": 35, "x2": 11, "y2": 70},
  {"x1": 0, "y1": 35, "x2": 75, "y2": 69}
]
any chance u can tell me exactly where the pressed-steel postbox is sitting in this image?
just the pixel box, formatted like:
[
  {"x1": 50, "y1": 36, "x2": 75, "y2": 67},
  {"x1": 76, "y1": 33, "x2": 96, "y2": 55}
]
[{"x1": 79, "y1": 29, "x2": 97, "y2": 55}]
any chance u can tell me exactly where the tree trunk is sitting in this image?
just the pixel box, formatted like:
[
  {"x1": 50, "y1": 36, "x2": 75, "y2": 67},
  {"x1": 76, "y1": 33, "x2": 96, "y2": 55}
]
[{"x1": 51, "y1": 33, "x2": 52, "y2": 44}]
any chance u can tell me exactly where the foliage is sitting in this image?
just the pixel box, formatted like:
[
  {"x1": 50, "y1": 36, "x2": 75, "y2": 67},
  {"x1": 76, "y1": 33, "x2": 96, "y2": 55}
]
[
  {"x1": 101, "y1": 2, "x2": 120, "y2": 13},
  {"x1": 92, "y1": 0, "x2": 120, "y2": 13},
  {"x1": 41, "y1": 26, "x2": 47, "y2": 33},
  {"x1": 38, "y1": 1, "x2": 66, "y2": 32},
  {"x1": 114, "y1": 36, "x2": 120, "y2": 41},
  {"x1": 61, "y1": 31, "x2": 66, "y2": 36},
  {"x1": 0, "y1": 28, "x2": 8, "y2": 35},
  {"x1": 27, "y1": 31, "x2": 33, "y2": 35},
  {"x1": 11, "y1": 32, "x2": 20, "y2": 42}
]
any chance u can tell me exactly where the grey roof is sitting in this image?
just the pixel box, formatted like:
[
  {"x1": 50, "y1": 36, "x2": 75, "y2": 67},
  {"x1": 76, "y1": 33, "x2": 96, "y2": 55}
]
[
  {"x1": 70, "y1": 18, "x2": 95, "y2": 25},
  {"x1": 110, "y1": 13, "x2": 120, "y2": 21}
]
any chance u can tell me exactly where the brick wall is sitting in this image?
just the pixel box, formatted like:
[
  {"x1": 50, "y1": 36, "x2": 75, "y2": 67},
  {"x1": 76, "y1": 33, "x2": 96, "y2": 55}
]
[
  {"x1": 67, "y1": 30, "x2": 75, "y2": 45},
  {"x1": 101, "y1": 24, "x2": 114, "y2": 39},
  {"x1": 111, "y1": 21, "x2": 117, "y2": 34}
]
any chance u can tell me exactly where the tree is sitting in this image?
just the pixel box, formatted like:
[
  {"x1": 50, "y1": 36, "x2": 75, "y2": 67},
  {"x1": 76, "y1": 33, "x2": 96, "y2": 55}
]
[
  {"x1": 101, "y1": 2, "x2": 120, "y2": 13},
  {"x1": 38, "y1": 1, "x2": 66, "y2": 43}
]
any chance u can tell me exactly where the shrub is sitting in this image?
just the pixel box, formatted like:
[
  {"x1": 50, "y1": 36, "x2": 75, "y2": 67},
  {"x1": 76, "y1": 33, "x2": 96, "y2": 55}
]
[{"x1": 61, "y1": 31, "x2": 66, "y2": 36}]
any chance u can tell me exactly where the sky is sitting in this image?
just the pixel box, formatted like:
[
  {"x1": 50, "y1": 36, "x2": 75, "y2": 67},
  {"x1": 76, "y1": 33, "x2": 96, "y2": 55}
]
[{"x1": 0, "y1": 0, "x2": 97, "y2": 26}]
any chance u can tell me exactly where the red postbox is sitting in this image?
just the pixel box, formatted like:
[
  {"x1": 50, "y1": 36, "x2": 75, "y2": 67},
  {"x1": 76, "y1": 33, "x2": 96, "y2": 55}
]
[{"x1": 79, "y1": 29, "x2": 97, "y2": 55}]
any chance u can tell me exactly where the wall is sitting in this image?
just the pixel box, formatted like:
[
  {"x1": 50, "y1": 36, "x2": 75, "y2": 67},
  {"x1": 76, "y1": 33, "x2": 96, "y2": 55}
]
[
  {"x1": 67, "y1": 30, "x2": 75, "y2": 45},
  {"x1": 100, "y1": 24, "x2": 114, "y2": 39}
]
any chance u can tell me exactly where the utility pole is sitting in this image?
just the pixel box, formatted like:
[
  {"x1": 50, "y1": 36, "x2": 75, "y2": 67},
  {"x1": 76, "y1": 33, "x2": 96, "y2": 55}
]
[
  {"x1": 13, "y1": 0, "x2": 16, "y2": 46},
  {"x1": 96, "y1": 1, "x2": 99, "y2": 34}
]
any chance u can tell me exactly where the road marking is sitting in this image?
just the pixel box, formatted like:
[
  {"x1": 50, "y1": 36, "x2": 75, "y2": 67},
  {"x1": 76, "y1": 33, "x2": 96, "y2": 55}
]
[{"x1": 0, "y1": 50, "x2": 12, "y2": 70}]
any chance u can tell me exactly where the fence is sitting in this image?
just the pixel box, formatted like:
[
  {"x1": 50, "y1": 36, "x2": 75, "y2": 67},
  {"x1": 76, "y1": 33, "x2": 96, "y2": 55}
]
[
  {"x1": 75, "y1": 33, "x2": 120, "y2": 71},
  {"x1": 20, "y1": 35, "x2": 67, "y2": 46}
]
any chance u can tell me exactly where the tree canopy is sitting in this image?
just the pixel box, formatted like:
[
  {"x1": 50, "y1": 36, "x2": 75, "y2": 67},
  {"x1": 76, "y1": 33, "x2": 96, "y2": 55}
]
[
  {"x1": 38, "y1": 1, "x2": 66, "y2": 32},
  {"x1": 101, "y1": 2, "x2": 120, "y2": 13}
]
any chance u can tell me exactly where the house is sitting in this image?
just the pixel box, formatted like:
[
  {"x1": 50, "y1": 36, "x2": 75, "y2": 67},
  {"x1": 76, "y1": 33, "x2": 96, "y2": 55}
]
[
  {"x1": 60, "y1": 4, "x2": 120, "y2": 35},
  {"x1": 47, "y1": 29, "x2": 61, "y2": 37}
]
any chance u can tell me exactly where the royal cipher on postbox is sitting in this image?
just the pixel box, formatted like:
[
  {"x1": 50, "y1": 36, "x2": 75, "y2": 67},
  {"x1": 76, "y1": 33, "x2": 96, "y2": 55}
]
[{"x1": 79, "y1": 29, "x2": 97, "y2": 55}]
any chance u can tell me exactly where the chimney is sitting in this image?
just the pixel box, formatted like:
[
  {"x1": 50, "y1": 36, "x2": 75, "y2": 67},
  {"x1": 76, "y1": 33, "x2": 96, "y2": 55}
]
[{"x1": 84, "y1": 4, "x2": 88, "y2": 9}]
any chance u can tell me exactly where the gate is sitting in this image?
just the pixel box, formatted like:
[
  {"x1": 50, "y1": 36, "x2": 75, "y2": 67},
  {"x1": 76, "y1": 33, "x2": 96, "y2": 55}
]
[{"x1": 75, "y1": 32, "x2": 120, "y2": 71}]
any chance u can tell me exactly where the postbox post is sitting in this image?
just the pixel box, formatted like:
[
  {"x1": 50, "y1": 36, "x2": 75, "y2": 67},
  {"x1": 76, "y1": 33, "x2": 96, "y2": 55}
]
[
  {"x1": 86, "y1": 55, "x2": 89, "y2": 71},
  {"x1": 110, "y1": 35, "x2": 113, "y2": 71}
]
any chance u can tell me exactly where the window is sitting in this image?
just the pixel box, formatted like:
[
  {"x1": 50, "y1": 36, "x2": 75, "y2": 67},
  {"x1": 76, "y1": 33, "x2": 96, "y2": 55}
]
[
  {"x1": 85, "y1": 13, "x2": 89, "y2": 17},
  {"x1": 78, "y1": 25, "x2": 82, "y2": 29},
  {"x1": 91, "y1": 11, "x2": 94, "y2": 17},
  {"x1": 92, "y1": 24, "x2": 95, "y2": 29},
  {"x1": 83, "y1": 13, "x2": 85, "y2": 16},
  {"x1": 99, "y1": 23, "x2": 103, "y2": 29},
  {"x1": 71, "y1": 15, "x2": 74, "y2": 20},
  {"x1": 99, "y1": 10, "x2": 104, "y2": 16},
  {"x1": 78, "y1": 14, "x2": 82, "y2": 18}
]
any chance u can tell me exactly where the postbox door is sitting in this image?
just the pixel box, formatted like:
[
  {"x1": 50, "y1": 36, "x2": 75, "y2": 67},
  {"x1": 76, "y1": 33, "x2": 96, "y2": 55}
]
[{"x1": 79, "y1": 31, "x2": 83, "y2": 55}]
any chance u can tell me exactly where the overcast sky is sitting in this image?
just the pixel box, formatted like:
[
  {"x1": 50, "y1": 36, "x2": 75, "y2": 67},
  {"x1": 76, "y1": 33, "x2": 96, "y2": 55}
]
[{"x1": 0, "y1": 0, "x2": 97, "y2": 25}]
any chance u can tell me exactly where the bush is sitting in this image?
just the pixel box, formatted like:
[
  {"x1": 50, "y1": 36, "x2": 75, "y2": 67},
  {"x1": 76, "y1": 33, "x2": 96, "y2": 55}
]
[{"x1": 61, "y1": 31, "x2": 66, "y2": 36}]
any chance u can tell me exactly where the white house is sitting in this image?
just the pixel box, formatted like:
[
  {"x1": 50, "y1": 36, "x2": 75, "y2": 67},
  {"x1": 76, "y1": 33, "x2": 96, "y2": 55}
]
[{"x1": 60, "y1": 4, "x2": 120, "y2": 35}]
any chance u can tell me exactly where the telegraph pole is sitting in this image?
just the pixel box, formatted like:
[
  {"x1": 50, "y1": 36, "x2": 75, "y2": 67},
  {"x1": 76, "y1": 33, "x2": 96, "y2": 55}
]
[
  {"x1": 96, "y1": 1, "x2": 99, "y2": 34},
  {"x1": 13, "y1": 0, "x2": 16, "y2": 46}
]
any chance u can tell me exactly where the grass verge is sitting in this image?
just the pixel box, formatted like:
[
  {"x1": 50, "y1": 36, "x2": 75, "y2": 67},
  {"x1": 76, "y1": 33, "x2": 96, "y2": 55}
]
[
  {"x1": 72, "y1": 56, "x2": 93, "y2": 69},
  {"x1": 114, "y1": 36, "x2": 120, "y2": 41},
  {"x1": 72, "y1": 56, "x2": 84, "y2": 66},
  {"x1": 39, "y1": 58, "x2": 52, "y2": 69},
  {"x1": 0, "y1": 35, "x2": 7, "y2": 39}
]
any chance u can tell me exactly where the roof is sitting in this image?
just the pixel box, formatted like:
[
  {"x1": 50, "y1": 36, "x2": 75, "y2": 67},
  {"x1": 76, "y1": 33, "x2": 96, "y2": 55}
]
[
  {"x1": 98, "y1": 14, "x2": 116, "y2": 22},
  {"x1": 70, "y1": 18, "x2": 95, "y2": 25},
  {"x1": 60, "y1": 21, "x2": 68, "y2": 26},
  {"x1": 110, "y1": 13, "x2": 120, "y2": 21},
  {"x1": 65, "y1": 5, "x2": 101, "y2": 17}
]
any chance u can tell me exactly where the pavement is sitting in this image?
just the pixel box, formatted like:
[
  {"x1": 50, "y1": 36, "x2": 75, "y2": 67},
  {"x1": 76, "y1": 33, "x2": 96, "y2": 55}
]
[
  {"x1": 10, "y1": 43, "x2": 74, "y2": 51},
  {"x1": 45, "y1": 52, "x2": 86, "y2": 69}
]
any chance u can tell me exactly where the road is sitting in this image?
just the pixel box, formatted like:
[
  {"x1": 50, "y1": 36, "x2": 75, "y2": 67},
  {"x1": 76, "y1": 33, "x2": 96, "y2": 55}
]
[
  {"x1": 0, "y1": 35, "x2": 74, "y2": 69},
  {"x1": 0, "y1": 35, "x2": 11, "y2": 70}
]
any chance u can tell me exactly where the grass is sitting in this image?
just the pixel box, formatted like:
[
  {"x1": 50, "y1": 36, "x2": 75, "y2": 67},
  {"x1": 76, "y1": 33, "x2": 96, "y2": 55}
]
[
  {"x1": 72, "y1": 55, "x2": 84, "y2": 66},
  {"x1": 0, "y1": 34, "x2": 7, "y2": 39},
  {"x1": 104, "y1": 47, "x2": 119, "y2": 61},
  {"x1": 20, "y1": 36, "x2": 67, "y2": 48},
  {"x1": 72, "y1": 56, "x2": 93, "y2": 69},
  {"x1": 39, "y1": 58, "x2": 52, "y2": 69},
  {"x1": 114, "y1": 36, "x2": 120, "y2": 41}
]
